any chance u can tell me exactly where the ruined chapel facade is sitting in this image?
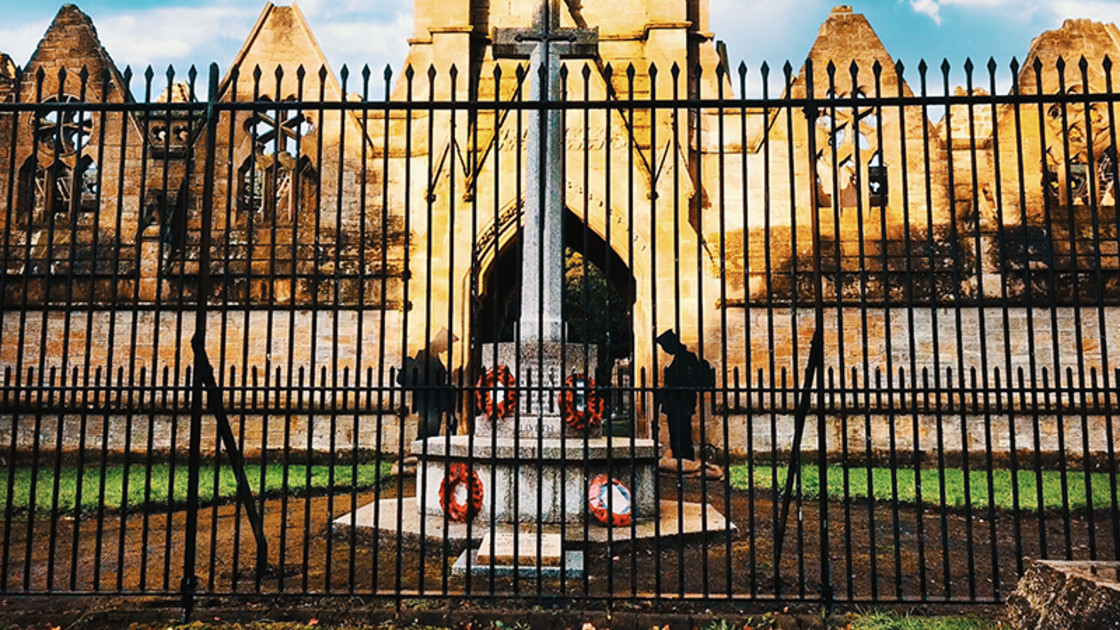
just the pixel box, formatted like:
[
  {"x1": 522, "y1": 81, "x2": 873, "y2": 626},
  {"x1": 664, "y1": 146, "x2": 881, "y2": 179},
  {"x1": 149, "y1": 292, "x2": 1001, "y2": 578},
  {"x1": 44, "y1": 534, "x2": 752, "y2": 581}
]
[{"x1": 3, "y1": 1, "x2": 1120, "y2": 455}]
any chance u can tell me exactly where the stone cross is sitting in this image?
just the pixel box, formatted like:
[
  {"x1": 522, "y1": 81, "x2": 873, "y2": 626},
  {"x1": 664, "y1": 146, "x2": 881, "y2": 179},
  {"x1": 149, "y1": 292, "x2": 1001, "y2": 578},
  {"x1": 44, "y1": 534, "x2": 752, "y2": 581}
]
[{"x1": 494, "y1": 0, "x2": 598, "y2": 342}]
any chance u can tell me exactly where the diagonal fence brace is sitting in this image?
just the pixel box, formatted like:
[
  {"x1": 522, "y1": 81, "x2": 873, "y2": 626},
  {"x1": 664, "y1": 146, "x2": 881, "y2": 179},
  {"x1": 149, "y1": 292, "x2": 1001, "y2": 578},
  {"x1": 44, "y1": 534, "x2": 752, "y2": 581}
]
[
  {"x1": 773, "y1": 327, "x2": 825, "y2": 568},
  {"x1": 191, "y1": 333, "x2": 269, "y2": 578}
]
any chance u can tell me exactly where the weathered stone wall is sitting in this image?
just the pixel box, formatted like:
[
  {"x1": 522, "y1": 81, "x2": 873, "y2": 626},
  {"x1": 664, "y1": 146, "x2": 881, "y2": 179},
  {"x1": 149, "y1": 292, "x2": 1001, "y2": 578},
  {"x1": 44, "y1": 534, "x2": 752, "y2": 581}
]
[
  {"x1": 2, "y1": 413, "x2": 407, "y2": 460},
  {"x1": 5, "y1": 305, "x2": 1120, "y2": 459},
  {"x1": 5, "y1": 4, "x2": 1120, "y2": 464},
  {"x1": 0, "y1": 309, "x2": 406, "y2": 382},
  {"x1": 701, "y1": 412, "x2": 1120, "y2": 462},
  {"x1": 713, "y1": 306, "x2": 1120, "y2": 381},
  {"x1": 696, "y1": 305, "x2": 1120, "y2": 458}
]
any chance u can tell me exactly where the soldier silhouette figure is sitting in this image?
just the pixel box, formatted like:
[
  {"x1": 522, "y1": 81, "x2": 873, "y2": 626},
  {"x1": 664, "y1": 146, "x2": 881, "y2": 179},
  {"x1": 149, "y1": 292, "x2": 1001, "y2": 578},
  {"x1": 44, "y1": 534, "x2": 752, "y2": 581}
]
[
  {"x1": 399, "y1": 328, "x2": 458, "y2": 441},
  {"x1": 655, "y1": 329, "x2": 719, "y2": 479}
]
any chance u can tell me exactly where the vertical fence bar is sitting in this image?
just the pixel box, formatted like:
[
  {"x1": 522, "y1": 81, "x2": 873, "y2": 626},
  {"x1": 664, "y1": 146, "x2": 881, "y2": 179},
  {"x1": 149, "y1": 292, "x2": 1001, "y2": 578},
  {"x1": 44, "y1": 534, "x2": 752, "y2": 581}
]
[
  {"x1": 1102, "y1": 61, "x2": 1120, "y2": 562},
  {"x1": 0, "y1": 64, "x2": 21, "y2": 594},
  {"x1": 986, "y1": 57, "x2": 1024, "y2": 589},
  {"x1": 181, "y1": 62, "x2": 220, "y2": 620},
  {"x1": 111, "y1": 67, "x2": 137, "y2": 594},
  {"x1": 1053, "y1": 59, "x2": 1081, "y2": 563},
  {"x1": 21, "y1": 67, "x2": 49, "y2": 595},
  {"x1": 807, "y1": 58, "x2": 835, "y2": 608},
  {"x1": 1076, "y1": 56, "x2": 1106, "y2": 564}
]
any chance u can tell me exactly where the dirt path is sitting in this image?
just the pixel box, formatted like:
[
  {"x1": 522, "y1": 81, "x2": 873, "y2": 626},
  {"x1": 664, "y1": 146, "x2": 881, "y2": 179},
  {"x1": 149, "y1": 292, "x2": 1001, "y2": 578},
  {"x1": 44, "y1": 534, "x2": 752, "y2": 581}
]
[{"x1": 1, "y1": 475, "x2": 1114, "y2": 602}]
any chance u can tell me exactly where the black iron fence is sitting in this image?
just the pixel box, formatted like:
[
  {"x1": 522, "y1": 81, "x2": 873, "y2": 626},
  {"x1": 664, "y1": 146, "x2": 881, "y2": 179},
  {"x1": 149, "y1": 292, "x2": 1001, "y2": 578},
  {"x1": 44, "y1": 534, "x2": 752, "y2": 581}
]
[{"x1": 0, "y1": 55, "x2": 1119, "y2": 611}]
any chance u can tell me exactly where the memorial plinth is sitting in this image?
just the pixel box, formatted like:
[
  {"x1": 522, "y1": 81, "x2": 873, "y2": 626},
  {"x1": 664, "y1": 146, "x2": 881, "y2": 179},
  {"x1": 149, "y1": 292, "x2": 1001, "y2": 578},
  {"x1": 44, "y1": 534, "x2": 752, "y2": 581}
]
[{"x1": 414, "y1": 434, "x2": 657, "y2": 523}]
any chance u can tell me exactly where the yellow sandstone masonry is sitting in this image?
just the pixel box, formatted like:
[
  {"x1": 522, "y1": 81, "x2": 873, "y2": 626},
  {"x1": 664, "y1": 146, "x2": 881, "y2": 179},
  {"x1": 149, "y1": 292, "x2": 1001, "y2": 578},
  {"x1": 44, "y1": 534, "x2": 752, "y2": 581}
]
[{"x1": 2, "y1": 3, "x2": 1120, "y2": 456}]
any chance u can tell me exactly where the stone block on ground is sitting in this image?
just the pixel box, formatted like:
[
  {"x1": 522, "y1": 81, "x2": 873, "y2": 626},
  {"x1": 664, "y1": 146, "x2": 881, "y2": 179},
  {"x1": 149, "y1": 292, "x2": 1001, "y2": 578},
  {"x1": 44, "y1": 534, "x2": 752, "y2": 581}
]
[
  {"x1": 476, "y1": 531, "x2": 562, "y2": 567},
  {"x1": 1006, "y1": 560, "x2": 1120, "y2": 629}
]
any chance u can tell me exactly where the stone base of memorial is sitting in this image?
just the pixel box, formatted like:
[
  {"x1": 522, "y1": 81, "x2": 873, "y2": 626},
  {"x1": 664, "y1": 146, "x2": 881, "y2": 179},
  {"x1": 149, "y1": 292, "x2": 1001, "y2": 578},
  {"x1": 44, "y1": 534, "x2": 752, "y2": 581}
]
[
  {"x1": 332, "y1": 339, "x2": 734, "y2": 577},
  {"x1": 413, "y1": 435, "x2": 657, "y2": 523}
]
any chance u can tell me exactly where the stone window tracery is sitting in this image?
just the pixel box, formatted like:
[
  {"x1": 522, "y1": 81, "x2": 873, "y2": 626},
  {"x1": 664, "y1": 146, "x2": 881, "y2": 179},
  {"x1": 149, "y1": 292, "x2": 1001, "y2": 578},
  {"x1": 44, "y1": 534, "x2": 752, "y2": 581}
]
[
  {"x1": 33, "y1": 94, "x2": 92, "y2": 156},
  {"x1": 1041, "y1": 83, "x2": 1118, "y2": 207},
  {"x1": 237, "y1": 96, "x2": 317, "y2": 224},
  {"x1": 815, "y1": 88, "x2": 887, "y2": 208},
  {"x1": 18, "y1": 95, "x2": 99, "y2": 224}
]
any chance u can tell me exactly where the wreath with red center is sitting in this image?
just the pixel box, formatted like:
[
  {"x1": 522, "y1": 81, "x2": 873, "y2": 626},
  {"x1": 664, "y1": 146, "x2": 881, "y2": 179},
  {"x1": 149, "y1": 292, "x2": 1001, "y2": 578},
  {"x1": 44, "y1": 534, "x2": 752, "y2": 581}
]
[
  {"x1": 438, "y1": 462, "x2": 483, "y2": 523},
  {"x1": 558, "y1": 373, "x2": 604, "y2": 430},
  {"x1": 475, "y1": 365, "x2": 518, "y2": 420},
  {"x1": 588, "y1": 473, "x2": 633, "y2": 527}
]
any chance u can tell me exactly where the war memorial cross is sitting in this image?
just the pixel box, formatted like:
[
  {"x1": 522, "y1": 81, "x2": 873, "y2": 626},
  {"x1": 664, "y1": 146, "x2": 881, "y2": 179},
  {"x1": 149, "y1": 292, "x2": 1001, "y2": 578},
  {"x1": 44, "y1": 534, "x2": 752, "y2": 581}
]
[{"x1": 493, "y1": 0, "x2": 598, "y2": 343}]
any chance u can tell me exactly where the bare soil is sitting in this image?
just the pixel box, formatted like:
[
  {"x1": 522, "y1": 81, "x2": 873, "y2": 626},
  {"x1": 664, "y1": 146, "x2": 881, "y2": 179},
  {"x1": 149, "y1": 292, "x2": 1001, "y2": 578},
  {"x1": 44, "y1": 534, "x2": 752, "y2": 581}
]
[{"x1": 0, "y1": 473, "x2": 1111, "y2": 606}]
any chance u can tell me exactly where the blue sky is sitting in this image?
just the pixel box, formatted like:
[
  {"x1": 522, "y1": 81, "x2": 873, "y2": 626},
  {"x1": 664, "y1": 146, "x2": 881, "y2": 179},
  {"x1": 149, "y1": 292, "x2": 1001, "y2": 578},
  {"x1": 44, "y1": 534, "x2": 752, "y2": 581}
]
[{"x1": 0, "y1": 0, "x2": 1118, "y2": 92}]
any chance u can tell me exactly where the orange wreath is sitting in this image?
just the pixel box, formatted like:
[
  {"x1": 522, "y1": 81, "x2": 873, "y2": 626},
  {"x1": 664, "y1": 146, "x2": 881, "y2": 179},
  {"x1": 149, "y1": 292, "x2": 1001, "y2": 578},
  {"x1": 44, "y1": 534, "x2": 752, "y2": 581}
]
[
  {"x1": 438, "y1": 462, "x2": 483, "y2": 523},
  {"x1": 558, "y1": 373, "x2": 604, "y2": 430},
  {"x1": 476, "y1": 365, "x2": 518, "y2": 420}
]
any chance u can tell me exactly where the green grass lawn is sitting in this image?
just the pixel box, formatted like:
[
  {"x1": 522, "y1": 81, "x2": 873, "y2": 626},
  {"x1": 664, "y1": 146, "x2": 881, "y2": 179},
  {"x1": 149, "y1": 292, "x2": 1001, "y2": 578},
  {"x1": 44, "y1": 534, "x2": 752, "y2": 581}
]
[
  {"x1": 0, "y1": 461, "x2": 393, "y2": 517},
  {"x1": 729, "y1": 461, "x2": 1119, "y2": 512},
  {"x1": 5, "y1": 457, "x2": 1112, "y2": 518},
  {"x1": 841, "y1": 610, "x2": 1000, "y2": 630}
]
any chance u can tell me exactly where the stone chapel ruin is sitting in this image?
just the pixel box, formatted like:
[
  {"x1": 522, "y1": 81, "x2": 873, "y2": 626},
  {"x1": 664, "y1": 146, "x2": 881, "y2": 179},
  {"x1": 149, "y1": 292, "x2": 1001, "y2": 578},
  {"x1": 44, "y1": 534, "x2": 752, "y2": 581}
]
[{"x1": 2, "y1": 2, "x2": 1120, "y2": 461}]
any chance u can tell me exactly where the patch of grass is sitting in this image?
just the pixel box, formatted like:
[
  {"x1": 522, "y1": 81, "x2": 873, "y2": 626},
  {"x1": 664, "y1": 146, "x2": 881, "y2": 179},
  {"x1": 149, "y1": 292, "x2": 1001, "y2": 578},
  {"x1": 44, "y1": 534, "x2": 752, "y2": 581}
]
[
  {"x1": 156, "y1": 624, "x2": 383, "y2": 630},
  {"x1": 0, "y1": 461, "x2": 393, "y2": 517},
  {"x1": 842, "y1": 610, "x2": 1000, "y2": 629},
  {"x1": 704, "y1": 616, "x2": 779, "y2": 630},
  {"x1": 729, "y1": 462, "x2": 1119, "y2": 512},
  {"x1": 159, "y1": 625, "x2": 337, "y2": 630}
]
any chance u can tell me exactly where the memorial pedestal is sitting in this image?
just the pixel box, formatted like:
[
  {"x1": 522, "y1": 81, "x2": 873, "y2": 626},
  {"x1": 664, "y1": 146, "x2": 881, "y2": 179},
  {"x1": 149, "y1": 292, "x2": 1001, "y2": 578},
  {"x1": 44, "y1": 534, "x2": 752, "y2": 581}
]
[{"x1": 413, "y1": 435, "x2": 657, "y2": 524}]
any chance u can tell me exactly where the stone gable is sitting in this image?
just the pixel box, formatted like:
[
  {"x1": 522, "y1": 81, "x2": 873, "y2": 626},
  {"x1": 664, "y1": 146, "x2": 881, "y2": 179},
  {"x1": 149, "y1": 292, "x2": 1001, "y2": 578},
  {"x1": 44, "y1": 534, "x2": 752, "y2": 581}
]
[{"x1": 4, "y1": 4, "x2": 144, "y2": 305}]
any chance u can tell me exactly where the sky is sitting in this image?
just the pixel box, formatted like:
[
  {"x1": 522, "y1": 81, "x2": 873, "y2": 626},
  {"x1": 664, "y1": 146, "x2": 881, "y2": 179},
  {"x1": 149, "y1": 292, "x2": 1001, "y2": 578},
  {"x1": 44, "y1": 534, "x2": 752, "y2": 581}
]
[{"x1": 0, "y1": 0, "x2": 1118, "y2": 93}]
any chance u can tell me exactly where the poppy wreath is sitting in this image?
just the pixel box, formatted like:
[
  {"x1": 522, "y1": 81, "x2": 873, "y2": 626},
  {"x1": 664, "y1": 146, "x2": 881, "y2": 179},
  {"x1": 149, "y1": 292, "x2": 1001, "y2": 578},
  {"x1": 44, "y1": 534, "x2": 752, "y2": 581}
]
[
  {"x1": 587, "y1": 473, "x2": 633, "y2": 527},
  {"x1": 438, "y1": 462, "x2": 483, "y2": 523},
  {"x1": 558, "y1": 373, "x2": 604, "y2": 430},
  {"x1": 475, "y1": 365, "x2": 518, "y2": 420}
]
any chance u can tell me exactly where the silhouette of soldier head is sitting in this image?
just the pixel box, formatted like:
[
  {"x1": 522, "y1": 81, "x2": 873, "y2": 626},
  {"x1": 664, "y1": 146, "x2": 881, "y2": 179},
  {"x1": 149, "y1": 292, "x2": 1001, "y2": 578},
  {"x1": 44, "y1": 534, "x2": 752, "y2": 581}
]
[
  {"x1": 655, "y1": 329, "x2": 684, "y2": 355},
  {"x1": 429, "y1": 327, "x2": 457, "y2": 354}
]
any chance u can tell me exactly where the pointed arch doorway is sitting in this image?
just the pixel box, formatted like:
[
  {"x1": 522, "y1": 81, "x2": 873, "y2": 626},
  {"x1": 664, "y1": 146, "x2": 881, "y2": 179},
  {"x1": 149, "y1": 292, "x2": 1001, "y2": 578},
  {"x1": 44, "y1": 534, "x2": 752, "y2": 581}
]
[{"x1": 472, "y1": 208, "x2": 635, "y2": 402}]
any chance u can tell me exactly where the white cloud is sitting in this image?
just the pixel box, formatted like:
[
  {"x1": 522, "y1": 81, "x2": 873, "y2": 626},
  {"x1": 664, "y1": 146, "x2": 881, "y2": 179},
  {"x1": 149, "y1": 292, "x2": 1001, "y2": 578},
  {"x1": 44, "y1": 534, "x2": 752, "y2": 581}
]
[
  {"x1": 94, "y1": 5, "x2": 259, "y2": 69},
  {"x1": 1046, "y1": 0, "x2": 1120, "y2": 23},
  {"x1": 910, "y1": 0, "x2": 943, "y2": 24},
  {"x1": 908, "y1": 0, "x2": 1120, "y2": 25},
  {"x1": 941, "y1": 0, "x2": 1020, "y2": 6},
  {"x1": 0, "y1": 19, "x2": 54, "y2": 66},
  {"x1": 0, "y1": 1, "x2": 416, "y2": 75},
  {"x1": 298, "y1": 0, "x2": 411, "y2": 20},
  {"x1": 708, "y1": 0, "x2": 832, "y2": 63},
  {"x1": 315, "y1": 13, "x2": 413, "y2": 74}
]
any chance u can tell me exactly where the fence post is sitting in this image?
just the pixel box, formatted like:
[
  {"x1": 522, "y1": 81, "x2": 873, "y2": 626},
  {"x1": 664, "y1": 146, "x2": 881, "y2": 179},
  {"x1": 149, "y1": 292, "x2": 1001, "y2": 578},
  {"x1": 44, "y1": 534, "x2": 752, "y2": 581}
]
[
  {"x1": 802, "y1": 59, "x2": 835, "y2": 610},
  {"x1": 181, "y1": 62, "x2": 220, "y2": 622}
]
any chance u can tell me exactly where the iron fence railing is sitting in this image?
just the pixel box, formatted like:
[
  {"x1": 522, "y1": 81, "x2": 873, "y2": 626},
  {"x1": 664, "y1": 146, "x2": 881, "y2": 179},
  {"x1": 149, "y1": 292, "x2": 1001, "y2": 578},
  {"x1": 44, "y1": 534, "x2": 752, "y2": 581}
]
[{"x1": 1, "y1": 57, "x2": 1119, "y2": 612}]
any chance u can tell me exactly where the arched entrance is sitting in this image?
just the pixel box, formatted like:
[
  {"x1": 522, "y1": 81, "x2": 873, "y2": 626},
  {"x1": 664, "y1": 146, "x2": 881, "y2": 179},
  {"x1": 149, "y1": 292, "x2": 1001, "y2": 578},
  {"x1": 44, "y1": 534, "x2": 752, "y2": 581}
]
[{"x1": 472, "y1": 209, "x2": 635, "y2": 383}]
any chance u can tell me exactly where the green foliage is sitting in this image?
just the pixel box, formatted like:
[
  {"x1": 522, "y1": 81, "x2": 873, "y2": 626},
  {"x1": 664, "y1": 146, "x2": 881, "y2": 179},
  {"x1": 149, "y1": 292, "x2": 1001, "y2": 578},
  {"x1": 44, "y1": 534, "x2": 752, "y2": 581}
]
[
  {"x1": 729, "y1": 462, "x2": 1119, "y2": 512},
  {"x1": 488, "y1": 621, "x2": 533, "y2": 630},
  {"x1": 0, "y1": 461, "x2": 393, "y2": 517},
  {"x1": 563, "y1": 248, "x2": 631, "y2": 360},
  {"x1": 157, "y1": 624, "x2": 364, "y2": 630},
  {"x1": 702, "y1": 613, "x2": 779, "y2": 630},
  {"x1": 842, "y1": 610, "x2": 1000, "y2": 629}
]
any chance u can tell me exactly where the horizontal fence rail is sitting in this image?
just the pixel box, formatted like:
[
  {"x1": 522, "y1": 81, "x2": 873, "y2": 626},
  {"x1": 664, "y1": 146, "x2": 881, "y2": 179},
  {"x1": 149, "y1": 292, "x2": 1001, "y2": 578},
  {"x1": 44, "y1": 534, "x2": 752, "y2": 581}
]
[{"x1": 0, "y1": 56, "x2": 1119, "y2": 611}]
